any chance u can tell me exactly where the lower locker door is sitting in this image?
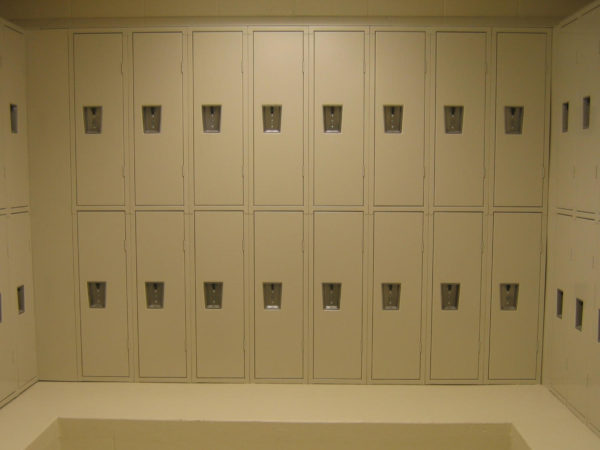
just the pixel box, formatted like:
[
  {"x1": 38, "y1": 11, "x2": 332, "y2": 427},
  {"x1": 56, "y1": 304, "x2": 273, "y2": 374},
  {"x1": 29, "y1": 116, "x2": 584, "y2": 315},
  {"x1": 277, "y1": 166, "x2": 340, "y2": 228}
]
[{"x1": 0, "y1": 215, "x2": 17, "y2": 400}]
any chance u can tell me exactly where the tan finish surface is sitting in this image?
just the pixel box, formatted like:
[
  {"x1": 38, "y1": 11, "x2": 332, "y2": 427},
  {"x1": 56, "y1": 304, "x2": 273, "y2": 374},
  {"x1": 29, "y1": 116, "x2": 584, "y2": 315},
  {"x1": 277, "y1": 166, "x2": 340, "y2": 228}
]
[
  {"x1": 313, "y1": 212, "x2": 363, "y2": 380},
  {"x1": 431, "y1": 212, "x2": 482, "y2": 380},
  {"x1": 313, "y1": 31, "x2": 364, "y2": 206},
  {"x1": 254, "y1": 211, "x2": 304, "y2": 380},
  {"x1": 74, "y1": 33, "x2": 125, "y2": 206},
  {"x1": 193, "y1": 32, "x2": 244, "y2": 206},
  {"x1": 0, "y1": 215, "x2": 17, "y2": 402},
  {"x1": 489, "y1": 213, "x2": 541, "y2": 380},
  {"x1": 374, "y1": 31, "x2": 425, "y2": 206},
  {"x1": 135, "y1": 212, "x2": 186, "y2": 378},
  {"x1": 253, "y1": 31, "x2": 304, "y2": 206},
  {"x1": 195, "y1": 211, "x2": 245, "y2": 379},
  {"x1": 133, "y1": 32, "x2": 184, "y2": 206},
  {"x1": 77, "y1": 212, "x2": 128, "y2": 377},
  {"x1": 372, "y1": 212, "x2": 423, "y2": 380},
  {"x1": 434, "y1": 32, "x2": 486, "y2": 207},
  {"x1": 494, "y1": 33, "x2": 546, "y2": 207}
]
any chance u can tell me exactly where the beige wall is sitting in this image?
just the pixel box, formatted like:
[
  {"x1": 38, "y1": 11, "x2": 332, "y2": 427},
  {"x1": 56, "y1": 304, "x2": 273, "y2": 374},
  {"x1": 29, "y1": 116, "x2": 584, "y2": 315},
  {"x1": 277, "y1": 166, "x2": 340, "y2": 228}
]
[{"x1": 0, "y1": 0, "x2": 592, "y2": 20}]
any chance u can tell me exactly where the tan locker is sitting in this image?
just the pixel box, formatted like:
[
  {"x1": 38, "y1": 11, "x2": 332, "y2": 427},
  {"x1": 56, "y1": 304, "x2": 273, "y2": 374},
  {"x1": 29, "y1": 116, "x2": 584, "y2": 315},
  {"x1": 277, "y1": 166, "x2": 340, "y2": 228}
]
[
  {"x1": 74, "y1": 33, "x2": 125, "y2": 206},
  {"x1": 372, "y1": 212, "x2": 423, "y2": 380},
  {"x1": 195, "y1": 212, "x2": 244, "y2": 378},
  {"x1": 254, "y1": 212, "x2": 304, "y2": 380},
  {"x1": 133, "y1": 33, "x2": 184, "y2": 206},
  {"x1": 0, "y1": 215, "x2": 17, "y2": 401},
  {"x1": 253, "y1": 31, "x2": 304, "y2": 206},
  {"x1": 431, "y1": 212, "x2": 482, "y2": 380},
  {"x1": 136, "y1": 212, "x2": 186, "y2": 378},
  {"x1": 494, "y1": 33, "x2": 546, "y2": 207},
  {"x1": 3, "y1": 27, "x2": 29, "y2": 208},
  {"x1": 193, "y1": 32, "x2": 244, "y2": 206},
  {"x1": 313, "y1": 212, "x2": 363, "y2": 380},
  {"x1": 374, "y1": 32, "x2": 426, "y2": 206},
  {"x1": 588, "y1": 223, "x2": 600, "y2": 431},
  {"x1": 489, "y1": 213, "x2": 542, "y2": 380},
  {"x1": 8, "y1": 213, "x2": 37, "y2": 386},
  {"x1": 78, "y1": 212, "x2": 128, "y2": 377},
  {"x1": 434, "y1": 32, "x2": 486, "y2": 207},
  {"x1": 314, "y1": 31, "x2": 365, "y2": 206}
]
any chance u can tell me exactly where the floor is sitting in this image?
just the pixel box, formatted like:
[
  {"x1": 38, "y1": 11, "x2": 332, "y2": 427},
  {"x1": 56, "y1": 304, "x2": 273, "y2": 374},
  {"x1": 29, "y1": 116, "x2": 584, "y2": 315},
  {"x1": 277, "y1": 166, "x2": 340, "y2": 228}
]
[{"x1": 0, "y1": 382, "x2": 599, "y2": 449}]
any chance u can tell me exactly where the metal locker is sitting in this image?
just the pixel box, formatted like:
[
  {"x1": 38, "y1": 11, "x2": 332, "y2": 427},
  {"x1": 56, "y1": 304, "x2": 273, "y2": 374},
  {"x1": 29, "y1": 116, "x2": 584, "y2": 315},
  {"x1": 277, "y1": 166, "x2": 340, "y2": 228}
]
[
  {"x1": 372, "y1": 212, "x2": 423, "y2": 380},
  {"x1": 195, "y1": 212, "x2": 244, "y2": 378},
  {"x1": 253, "y1": 31, "x2": 304, "y2": 206},
  {"x1": 489, "y1": 213, "x2": 542, "y2": 380},
  {"x1": 3, "y1": 27, "x2": 29, "y2": 208},
  {"x1": 133, "y1": 33, "x2": 184, "y2": 206},
  {"x1": 434, "y1": 32, "x2": 486, "y2": 207},
  {"x1": 8, "y1": 213, "x2": 37, "y2": 386},
  {"x1": 136, "y1": 212, "x2": 186, "y2": 378},
  {"x1": 314, "y1": 31, "x2": 365, "y2": 206},
  {"x1": 193, "y1": 32, "x2": 244, "y2": 206},
  {"x1": 254, "y1": 212, "x2": 304, "y2": 380},
  {"x1": 313, "y1": 212, "x2": 363, "y2": 380},
  {"x1": 590, "y1": 228, "x2": 600, "y2": 430},
  {"x1": 78, "y1": 212, "x2": 128, "y2": 377},
  {"x1": 494, "y1": 33, "x2": 547, "y2": 207},
  {"x1": 0, "y1": 215, "x2": 17, "y2": 401},
  {"x1": 374, "y1": 32, "x2": 426, "y2": 206},
  {"x1": 431, "y1": 212, "x2": 482, "y2": 380},
  {"x1": 74, "y1": 33, "x2": 125, "y2": 206}
]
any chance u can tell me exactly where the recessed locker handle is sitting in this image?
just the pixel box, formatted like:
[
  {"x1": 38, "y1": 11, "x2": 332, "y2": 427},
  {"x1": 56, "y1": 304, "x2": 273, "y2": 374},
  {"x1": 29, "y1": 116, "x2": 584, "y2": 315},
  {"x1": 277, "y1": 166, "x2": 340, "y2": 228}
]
[
  {"x1": 145, "y1": 282, "x2": 164, "y2": 309},
  {"x1": 203, "y1": 282, "x2": 223, "y2": 309},
  {"x1": 142, "y1": 105, "x2": 161, "y2": 133},
  {"x1": 83, "y1": 106, "x2": 103, "y2": 134},
  {"x1": 322, "y1": 282, "x2": 341, "y2": 310},
  {"x1": 382, "y1": 283, "x2": 400, "y2": 310},
  {"x1": 444, "y1": 105, "x2": 463, "y2": 134},
  {"x1": 441, "y1": 283, "x2": 459, "y2": 310},
  {"x1": 323, "y1": 105, "x2": 342, "y2": 133},
  {"x1": 263, "y1": 282, "x2": 282, "y2": 310},
  {"x1": 500, "y1": 283, "x2": 519, "y2": 310},
  {"x1": 87, "y1": 281, "x2": 107, "y2": 309}
]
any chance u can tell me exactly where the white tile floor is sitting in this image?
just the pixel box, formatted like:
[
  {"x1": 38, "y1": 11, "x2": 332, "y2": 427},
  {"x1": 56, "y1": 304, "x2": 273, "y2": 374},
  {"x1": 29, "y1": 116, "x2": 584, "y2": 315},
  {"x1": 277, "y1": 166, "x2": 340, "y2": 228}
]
[{"x1": 0, "y1": 382, "x2": 599, "y2": 449}]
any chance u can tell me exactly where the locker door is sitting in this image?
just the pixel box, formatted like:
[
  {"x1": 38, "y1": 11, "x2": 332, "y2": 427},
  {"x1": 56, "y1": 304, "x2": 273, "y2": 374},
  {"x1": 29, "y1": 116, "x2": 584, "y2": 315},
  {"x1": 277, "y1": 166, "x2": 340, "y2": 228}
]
[
  {"x1": 494, "y1": 33, "x2": 546, "y2": 207},
  {"x1": 254, "y1": 212, "x2": 304, "y2": 380},
  {"x1": 8, "y1": 213, "x2": 37, "y2": 386},
  {"x1": 431, "y1": 212, "x2": 482, "y2": 380},
  {"x1": 136, "y1": 212, "x2": 186, "y2": 378},
  {"x1": 193, "y1": 32, "x2": 244, "y2": 206},
  {"x1": 313, "y1": 212, "x2": 363, "y2": 380},
  {"x1": 78, "y1": 212, "x2": 128, "y2": 377},
  {"x1": 374, "y1": 32, "x2": 425, "y2": 206},
  {"x1": 253, "y1": 31, "x2": 304, "y2": 206},
  {"x1": 314, "y1": 32, "x2": 365, "y2": 206},
  {"x1": 0, "y1": 215, "x2": 17, "y2": 401},
  {"x1": 372, "y1": 212, "x2": 423, "y2": 380},
  {"x1": 489, "y1": 213, "x2": 542, "y2": 380},
  {"x1": 195, "y1": 212, "x2": 244, "y2": 378},
  {"x1": 3, "y1": 27, "x2": 29, "y2": 208},
  {"x1": 434, "y1": 32, "x2": 486, "y2": 207},
  {"x1": 133, "y1": 33, "x2": 184, "y2": 206},
  {"x1": 588, "y1": 223, "x2": 600, "y2": 431},
  {"x1": 74, "y1": 33, "x2": 125, "y2": 206}
]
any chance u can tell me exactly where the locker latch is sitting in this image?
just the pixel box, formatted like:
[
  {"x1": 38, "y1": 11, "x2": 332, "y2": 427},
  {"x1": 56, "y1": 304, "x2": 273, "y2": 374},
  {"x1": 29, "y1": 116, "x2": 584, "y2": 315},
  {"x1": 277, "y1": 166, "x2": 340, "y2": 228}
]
[
  {"x1": 204, "y1": 282, "x2": 223, "y2": 309},
  {"x1": 142, "y1": 105, "x2": 161, "y2": 133},
  {"x1": 562, "y1": 102, "x2": 569, "y2": 133},
  {"x1": 262, "y1": 105, "x2": 282, "y2": 133},
  {"x1": 444, "y1": 106, "x2": 463, "y2": 134},
  {"x1": 583, "y1": 96, "x2": 591, "y2": 130},
  {"x1": 263, "y1": 282, "x2": 282, "y2": 310},
  {"x1": 383, "y1": 105, "x2": 403, "y2": 133},
  {"x1": 323, "y1": 105, "x2": 342, "y2": 133},
  {"x1": 87, "y1": 281, "x2": 107, "y2": 309},
  {"x1": 83, "y1": 106, "x2": 103, "y2": 134},
  {"x1": 504, "y1": 106, "x2": 524, "y2": 134},
  {"x1": 500, "y1": 283, "x2": 519, "y2": 310},
  {"x1": 202, "y1": 105, "x2": 221, "y2": 133},
  {"x1": 576, "y1": 298, "x2": 583, "y2": 331},
  {"x1": 145, "y1": 282, "x2": 164, "y2": 309},
  {"x1": 556, "y1": 289, "x2": 564, "y2": 318},
  {"x1": 10, "y1": 104, "x2": 17, "y2": 134},
  {"x1": 322, "y1": 282, "x2": 341, "y2": 310},
  {"x1": 441, "y1": 283, "x2": 459, "y2": 310},
  {"x1": 382, "y1": 283, "x2": 400, "y2": 310},
  {"x1": 17, "y1": 285, "x2": 25, "y2": 314}
]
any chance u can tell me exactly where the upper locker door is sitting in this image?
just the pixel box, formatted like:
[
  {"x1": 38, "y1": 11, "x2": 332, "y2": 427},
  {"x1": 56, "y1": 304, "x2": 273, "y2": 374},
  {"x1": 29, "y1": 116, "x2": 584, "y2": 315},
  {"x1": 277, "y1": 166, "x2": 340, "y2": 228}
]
[
  {"x1": 74, "y1": 33, "x2": 125, "y2": 206},
  {"x1": 8, "y1": 213, "x2": 37, "y2": 386},
  {"x1": 3, "y1": 27, "x2": 29, "y2": 208},
  {"x1": 489, "y1": 213, "x2": 542, "y2": 380},
  {"x1": 133, "y1": 33, "x2": 184, "y2": 206},
  {"x1": 434, "y1": 32, "x2": 486, "y2": 207},
  {"x1": 314, "y1": 31, "x2": 365, "y2": 206},
  {"x1": 253, "y1": 31, "x2": 304, "y2": 206},
  {"x1": 0, "y1": 215, "x2": 17, "y2": 401},
  {"x1": 193, "y1": 32, "x2": 244, "y2": 206},
  {"x1": 431, "y1": 212, "x2": 483, "y2": 381},
  {"x1": 195, "y1": 212, "x2": 245, "y2": 379},
  {"x1": 494, "y1": 33, "x2": 546, "y2": 207},
  {"x1": 374, "y1": 32, "x2": 425, "y2": 206}
]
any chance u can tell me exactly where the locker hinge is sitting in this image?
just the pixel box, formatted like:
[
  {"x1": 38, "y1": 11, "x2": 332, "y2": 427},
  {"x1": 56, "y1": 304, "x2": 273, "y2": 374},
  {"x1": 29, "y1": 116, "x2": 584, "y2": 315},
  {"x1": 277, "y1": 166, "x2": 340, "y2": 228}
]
[
  {"x1": 541, "y1": 166, "x2": 545, "y2": 179},
  {"x1": 242, "y1": 238, "x2": 245, "y2": 253},
  {"x1": 481, "y1": 240, "x2": 485, "y2": 254},
  {"x1": 483, "y1": 167, "x2": 486, "y2": 179},
  {"x1": 421, "y1": 238, "x2": 424, "y2": 253},
  {"x1": 183, "y1": 240, "x2": 186, "y2": 252},
  {"x1": 423, "y1": 165, "x2": 426, "y2": 179},
  {"x1": 181, "y1": 60, "x2": 184, "y2": 74},
  {"x1": 120, "y1": 62, "x2": 124, "y2": 74},
  {"x1": 362, "y1": 165, "x2": 365, "y2": 178},
  {"x1": 182, "y1": 165, "x2": 185, "y2": 178},
  {"x1": 424, "y1": 60, "x2": 427, "y2": 74},
  {"x1": 122, "y1": 165, "x2": 126, "y2": 178},
  {"x1": 301, "y1": 239, "x2": 304, "y2": 253},
  {"x1": 363, "y1": 58, "x2": 366, "y2": 74},
  {"x1": 124, "y1": 240, "x2": 127, "y2": 252},
  {"x1": 302, "y1": 55, "x2": 305, "y2": 74},
  {"x1": 242, "y1": 163, "x2": 244, "y2": 178}
]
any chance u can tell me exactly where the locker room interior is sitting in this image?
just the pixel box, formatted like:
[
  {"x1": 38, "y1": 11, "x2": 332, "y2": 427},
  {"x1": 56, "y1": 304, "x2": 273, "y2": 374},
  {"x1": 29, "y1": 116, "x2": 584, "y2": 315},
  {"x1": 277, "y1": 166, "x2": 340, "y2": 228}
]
[{"x1": 0, "y1": 0, "x2": 599, "y2": 446}]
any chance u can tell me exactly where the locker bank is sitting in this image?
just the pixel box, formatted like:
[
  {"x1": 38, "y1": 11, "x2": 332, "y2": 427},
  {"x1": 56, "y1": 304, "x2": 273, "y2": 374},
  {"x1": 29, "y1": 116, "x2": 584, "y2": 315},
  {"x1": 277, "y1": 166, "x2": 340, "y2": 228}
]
[{"x1": 0, "y1": 0, "x2": 599, "y2": 448}]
